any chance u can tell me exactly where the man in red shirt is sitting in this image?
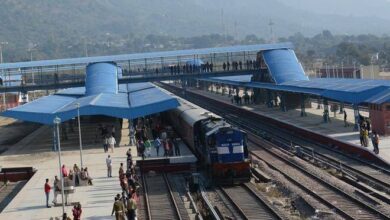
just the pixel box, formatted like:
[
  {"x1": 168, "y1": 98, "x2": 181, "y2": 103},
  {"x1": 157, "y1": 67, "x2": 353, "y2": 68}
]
[{"x1": 44, "y1": 178, "x2": 51, "y2": 208}]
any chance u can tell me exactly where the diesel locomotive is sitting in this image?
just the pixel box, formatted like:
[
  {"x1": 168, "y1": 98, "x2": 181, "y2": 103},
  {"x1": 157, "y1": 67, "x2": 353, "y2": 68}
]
[{"x1": 164, "y1": 97, "x2": 251, "y2": 184}]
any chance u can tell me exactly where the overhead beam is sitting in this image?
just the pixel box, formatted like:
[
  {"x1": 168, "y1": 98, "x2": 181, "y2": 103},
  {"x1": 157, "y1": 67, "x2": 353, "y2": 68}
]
[{"x1": 0, "y1": 70, "x2": 255, "y2": 93}]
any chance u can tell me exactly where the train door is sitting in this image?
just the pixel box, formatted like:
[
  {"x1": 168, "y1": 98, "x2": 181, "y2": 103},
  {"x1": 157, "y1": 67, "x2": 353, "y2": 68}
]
[
  {"x1": 243, "y1": 132, "x2": 249, "y2": 158},
  {"x1": 206, "y1": 134, "x2": 218, "y2": 165}
]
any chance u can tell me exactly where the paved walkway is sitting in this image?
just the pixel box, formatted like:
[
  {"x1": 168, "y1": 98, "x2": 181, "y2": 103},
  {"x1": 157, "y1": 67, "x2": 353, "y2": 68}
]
[
  {"x1": 190, "y1": 87, "x2": 390, "y2": 164},
  {"x1": 0, "y1": 138, "x2": 134, "y2": 219}
]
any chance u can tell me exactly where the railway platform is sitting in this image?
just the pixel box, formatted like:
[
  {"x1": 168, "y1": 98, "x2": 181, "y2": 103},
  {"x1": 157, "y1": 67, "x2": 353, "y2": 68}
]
[
  {"x1": 186, "y1": 86, "x2": 390, "y2": 165},
  {"x1": 0, "y1": 140, "x2": 128, "y2": 219},
  {"x1": 125, "y1": 139, "x2": 197, "y2": 173},
  {"x1": 0, "y1": 115, "x2": 198, "y2": 219}
]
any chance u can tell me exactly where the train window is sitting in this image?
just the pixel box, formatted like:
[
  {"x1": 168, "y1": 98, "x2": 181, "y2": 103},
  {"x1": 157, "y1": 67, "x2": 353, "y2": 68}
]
[
  {"x1": 226, "y1": 130, "x2": 233, "y2": 135},
  {"x1": 386, "y1": 105, "x2": 390, "y2": 111}
]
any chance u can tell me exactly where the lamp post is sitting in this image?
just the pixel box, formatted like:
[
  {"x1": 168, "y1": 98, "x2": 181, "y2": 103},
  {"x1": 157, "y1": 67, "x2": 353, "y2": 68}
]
[
  {"x1": 76, "y1": 103, "x2": 83, "y2": 168},
  {"x1": 53, "y1": 116, "x2": 65, "y2": 215},
  {"x1": 0, "y1": 42, "x2": 8, "y2": 111}
]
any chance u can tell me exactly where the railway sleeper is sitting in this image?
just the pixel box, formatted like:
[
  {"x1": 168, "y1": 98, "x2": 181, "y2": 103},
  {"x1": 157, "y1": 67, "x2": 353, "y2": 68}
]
[{"x1": 258, "y1": 135, "x2": 390, "y2": 207}]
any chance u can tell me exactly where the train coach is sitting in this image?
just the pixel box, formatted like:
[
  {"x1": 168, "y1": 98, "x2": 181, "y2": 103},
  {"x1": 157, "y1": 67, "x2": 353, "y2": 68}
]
[{"x1": 163, "y1": 97, "x2": 251, "y2": 185}]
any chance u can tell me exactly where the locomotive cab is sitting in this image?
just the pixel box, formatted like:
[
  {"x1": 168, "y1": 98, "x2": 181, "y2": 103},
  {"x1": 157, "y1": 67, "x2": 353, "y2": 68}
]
[{"x1": 203, "y1": 121, "x2": 251, "y2": 185}]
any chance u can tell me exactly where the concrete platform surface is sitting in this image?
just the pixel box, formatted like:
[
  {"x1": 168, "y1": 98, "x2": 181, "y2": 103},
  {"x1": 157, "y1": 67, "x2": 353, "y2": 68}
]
[
  {"x1": 0, "y1": 146, "x2": 129, "y2": 220},
  {"x1": 190, "y1": 86, "x2": 390, "y2": 164}
]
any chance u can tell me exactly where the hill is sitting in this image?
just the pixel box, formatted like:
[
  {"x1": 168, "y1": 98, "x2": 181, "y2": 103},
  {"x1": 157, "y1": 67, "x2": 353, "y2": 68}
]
[{"x1": 1, "y1": 0, "x2": 390, "y2": 61}]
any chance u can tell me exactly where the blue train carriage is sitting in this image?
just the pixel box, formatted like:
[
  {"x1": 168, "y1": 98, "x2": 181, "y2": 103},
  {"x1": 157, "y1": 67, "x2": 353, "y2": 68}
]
[{"x1": 164, "y1": 96, "x2": 251, "y2": 185}]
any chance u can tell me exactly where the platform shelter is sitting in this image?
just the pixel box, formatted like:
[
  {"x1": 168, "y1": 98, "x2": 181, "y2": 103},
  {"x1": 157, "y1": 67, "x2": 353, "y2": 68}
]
[
  {"x1": 197, "y1": 47, "x2": 390, "y2": 136},
  {"x1": 2, "y1": 62, "x2": 179, "y2": 125}
]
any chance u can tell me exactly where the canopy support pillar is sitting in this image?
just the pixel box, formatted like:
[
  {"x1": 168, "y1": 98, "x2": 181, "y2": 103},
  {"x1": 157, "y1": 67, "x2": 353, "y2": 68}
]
[
  {"x1": 353, "y1": 104, "x2": 360, "y2": 131},
  {"x1": 267, "y1": 90, "x2": 273, "y2": 108},
  {"x1": 280, "y1": 93, "x2": 286, "y2": 112},
  {"x1": 300, "y1": 94, "x2": 307, "y2": 117}
]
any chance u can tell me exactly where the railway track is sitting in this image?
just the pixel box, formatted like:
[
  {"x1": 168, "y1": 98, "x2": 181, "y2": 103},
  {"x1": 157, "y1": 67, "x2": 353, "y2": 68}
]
[
  {"x1": 249, "y1": 137, "x2": 388, "y2": 219},
  {"x1": 142, "y1": 173, "x2": 187, "y2": 220},
  {"x1": 225, "y1": 113, "x2": 390, "y2": 200},
  {"x1": 160, "y1": 84, "x2": 390, "y2": 196},
  {"x1": 160, "y1": 84, "x2": 390, "y2": 219},
  {"x1": 230, "y1": 111, "x2": 390, "y2": 190},
  {"x1": 217, "y1": 183, "x2": 284, "y2": 220}
]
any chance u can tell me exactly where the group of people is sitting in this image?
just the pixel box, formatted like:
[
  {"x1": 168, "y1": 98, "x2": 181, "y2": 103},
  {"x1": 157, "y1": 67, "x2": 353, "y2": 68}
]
[
  {"x1": 97, "y1": 124, "x2": 117, "y2": 153},
  {"x1": 110, "y1": 150, "x2": 139, "y2": 220},
  {"x1": 132, "y1": 116, "x2": 181, "y2": 159},
  {"x1": 168, "y1": 62, "x2": 214, "y2": 75},
  {"x1": 44, "y1": 164, "x2": 93, "y2": 206},
  {"x1": 62, "y1": 164, "x2": 93, "y2": 186},
  {"x1": 124, "y1": 58, "x2": 263, "y2": 76},
  {"x1": 55, "y1": 204, "x2": 82, "y2": 220},
  {"x1": 222, "y1": 59, "x2": 261, "y2": 72},
  {"x1": 44, "y1": 163, "x2": 93, "y2": 219},
  {"x1": 230, "y1": 93, "x2": 254, "y2": 105},
  {"x1": 359, "y1": 119, "x2": 380, "y2": 154}
]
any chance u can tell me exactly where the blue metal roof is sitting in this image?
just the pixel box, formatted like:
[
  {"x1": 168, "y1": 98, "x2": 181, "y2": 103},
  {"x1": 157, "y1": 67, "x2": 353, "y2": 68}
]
[
  {"x1": 1, "y1": 62, "x2": 180, "y2": 124},
  {"x1": 201, "y1": 77, "x2": 323, "y2": 96},
  {"x1": 200, "y1": 76, "x2": 390, "y2": 104},
  {"x1": 0, "y1": 42, "x2": 293, "y2": 70},
  {"x1": 281, "y1": 78, "x2": 390, "y2": 92},
  {"x1": 2, "y1": 83, "x2": 179, "y2": 124},
  {"x1": 263, "y1": 49, "x2": 309, "y2": 84},
  {"x1": 364, "y1": 88, "x2": 390, "y2": 104}
]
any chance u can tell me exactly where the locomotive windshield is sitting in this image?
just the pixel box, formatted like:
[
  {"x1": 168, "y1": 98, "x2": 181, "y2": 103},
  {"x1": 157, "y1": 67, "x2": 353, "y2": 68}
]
[{"x1": 215, "y1": 128, "x2": 245, "y2": 163}]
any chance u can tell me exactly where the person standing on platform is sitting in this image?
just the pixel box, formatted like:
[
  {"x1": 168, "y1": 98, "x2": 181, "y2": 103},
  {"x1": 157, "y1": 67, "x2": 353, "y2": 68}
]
[
  {"x1": 359, "y1": 128, "x2": 364, "y2": 146},
  {"x1": 106, "y1": 155, "x2": 112, "y2": 178},
  {"x1": 371, "y1": 131, "x2": 379, "y2": 154},
  {"x1": 72, "y1": 203, "x2": 82, "y2": 220},
  {"x1": 129, "y1": 126, "x2": 136, "y2": 146},
  {"x1": 126, "y1": 151, "x2": 133, "y2": 169},
  {"x1": 126, "y1": 148, "x2": 132, "y2": 158},
  {"x1": 173, "y1": 138, "x2": 181, "y2": 156},
  {"x1": 127, "y1": 196, "x2": 137, "y2": 220},
  {"x1": 144, "y1": 139, "x2": 152, "y2": 157},
  {"x1": 343, "y1": 110, "x2": 349, "y2": 127},
  {"x1": 363, "y1": 128, "x2": 369, "y2": 147},
  {"x1": 52, "y1": 176, "x2": 60, "y2": 205},
  {"x1": 139, "y1": 141, "x2": 145, "y2": 160},
  {"x1": 44, "y1": 178, "x2": 51, "y2": 208},
  {"x1": 168, "y1": 138, "x2": 174, "y2": 156},
  {"x1": 111, "y1": 197, "x2": 126, "y2": 220},
  {"x1": 164, "y1": 139, "x2": 170, "y2": 157},
  {"x1": 61, "y1": 164, "x2": 69, "y2": 177},
  {"x1": 154, "y1": 137, "x2": 161, "y2": 157},
  {"x1": 108, "y1": 135, "x2": 116, "y2": 153},
  {"x1": 103, "y1": 136, "x2": 109, "y2": 153},
  {"x1": 119, "y1": 163, "x2": 124, "y2": 178}
]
